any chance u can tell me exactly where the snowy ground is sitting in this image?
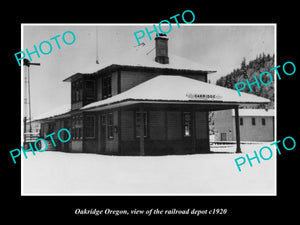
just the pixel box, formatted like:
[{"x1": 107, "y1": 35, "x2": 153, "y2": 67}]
[{"x1": 22, "y1": 143, "x2": 276, "y2": 195}]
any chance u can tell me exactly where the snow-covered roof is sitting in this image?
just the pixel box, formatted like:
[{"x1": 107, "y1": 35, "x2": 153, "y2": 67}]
[
  {"x1": 82, "y1": 75, "x2": 270, "y2": 111},
  {"x1": 31, "y1": 104, "x2": 71, "y2": 122},
  {"x1": 63, "y1": 46, "x2": 216, "y2": 82},
  {"x1": 232, "y1": 109, "x2": 275, "y2": 117}
]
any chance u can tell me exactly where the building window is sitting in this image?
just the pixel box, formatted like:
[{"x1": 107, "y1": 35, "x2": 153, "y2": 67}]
[
  {"x1": 85, "y1": 80, "x2": 95, "y2": 99},
  {"x1": 102, "y1": 75, "x2": 112, "y2": 99},
  {"x1": 107, "y1": 113, "x2": 114, "y2": 139},
  {"x1": 85, "y1": 115, "x2": 95, "y2": 138},
  {"x1": 252, "y1": 117, "x2": 256, "y2": 126},
  {"x1": 240, "y1": 117, "x2": 244, "y2": 126},
  {"x1": 136, "y1": 112, "x2": 148, "y2": 138},
  {"x1": 183, "y1": 112, "x2": 192, "y2": 137},
  {"x1": 72, "y1": 115, "x2": 83, "y2": 139},
  {"x1": 221, "y1": 133, "x2": 227, "y2": 141},
  {"x1": 72, "y1": 80, "x2": 83, "y2": 103},
  {"x1": 48, "y1": 123, "x2": 55, "y2": 133},
  {"x1": 262, "y1": 118, "x2": 266, "y2": 126}
]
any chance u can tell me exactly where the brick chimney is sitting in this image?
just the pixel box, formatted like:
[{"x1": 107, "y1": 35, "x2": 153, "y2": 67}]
[{"x1": 155, "y1": 33, "x2": 169, "y2": 64}]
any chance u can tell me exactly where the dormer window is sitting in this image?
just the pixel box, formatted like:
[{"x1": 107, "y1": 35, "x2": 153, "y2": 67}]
[
  {"x1": 72, "y1": 80, "x2": 83, "y2": 103},
  {"x1": 102, "y1": 75, "x2": 112, "y2": 99},
  {"x1": 85, "y1": 80, "x2": 95, "y2": 99}
]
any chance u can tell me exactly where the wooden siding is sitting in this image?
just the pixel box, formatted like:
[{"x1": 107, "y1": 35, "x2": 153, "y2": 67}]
[
  {"x1": 111, "y1": 71, "x2": 118, "y2": 96},
  {"x1": 167, "y1": 111, "x2": 182, "y2": 140},
  {"x1": 121, "y1": 110, "x2": 134, "y2": 141},
  {"x1": 105, "y1": 110, "x2": 119, "y2": 153},
  {"x1": 120, "y1": 70, "x2": 158, "y2": 93},
  {"x1": 96, "y1": 77, "x2": 102, "y2": 100},
  {"x1": 195, "y1": 112, "x2": 209, "y2": 139},
  {"x1": 149, "y1": 111, "x2": 166, "y2": 140}
]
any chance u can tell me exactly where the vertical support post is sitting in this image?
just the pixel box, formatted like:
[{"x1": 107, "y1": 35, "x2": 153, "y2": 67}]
[
  {"x1": 205, "y1": 111, "x2": 210, "y2": 153},
  {"x1": 192, "y1": 110, "x2": 196, "y2": 153},
  {"x1": 139, "y1": 109, "x2": 145, "y2": 156},
  {"x1": 234, "y1": 106, "x2": 242, "y2": 153},
  {"x1": 27, "y1": 65, "x2": 32, "y2": 133},
  {"x1": 23, "y1": 116, "x2": 27, "y2": 147},
  {"x1": 118, "y1": 110, "x2": 122, "y2": 155}
]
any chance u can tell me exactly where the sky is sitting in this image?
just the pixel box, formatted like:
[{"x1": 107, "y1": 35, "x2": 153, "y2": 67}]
[{"x1": 22, "y1": 24, "x2": 275, "y2": 118}]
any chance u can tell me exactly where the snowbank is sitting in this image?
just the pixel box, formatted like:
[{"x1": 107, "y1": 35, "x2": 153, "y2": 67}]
[{"x1": 21, "y1": 143, "x2": 276, "y2": 195}]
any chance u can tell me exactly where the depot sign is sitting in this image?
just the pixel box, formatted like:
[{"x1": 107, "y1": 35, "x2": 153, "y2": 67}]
[{"x1": 186, "y1": 93, "x2": 222, "y2": 100}]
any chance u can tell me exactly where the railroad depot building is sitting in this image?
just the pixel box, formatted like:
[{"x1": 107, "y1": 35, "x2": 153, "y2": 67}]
[{"x1": 35, "y1": 35, "x2": 270, "y2": 155}]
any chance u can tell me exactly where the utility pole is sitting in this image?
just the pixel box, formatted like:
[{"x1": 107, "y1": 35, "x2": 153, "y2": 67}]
[
  {"x1": 96, "y1": 26, "x2": 100, "y2": 64},
  {"x1": 23, "y1": 58, "x2": 40, "y2": 145}
]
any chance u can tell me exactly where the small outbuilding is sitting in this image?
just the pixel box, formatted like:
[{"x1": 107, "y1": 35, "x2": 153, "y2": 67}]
[{"x1": 214, "y1": 108, "x2": 275, "y2": 142}]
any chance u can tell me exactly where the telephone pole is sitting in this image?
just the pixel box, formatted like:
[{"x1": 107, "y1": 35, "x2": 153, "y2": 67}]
[{"x1": 23, "y1": 58, "x2": 40, "y2": 145}]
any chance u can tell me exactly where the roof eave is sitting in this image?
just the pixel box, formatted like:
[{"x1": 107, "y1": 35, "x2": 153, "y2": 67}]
[
  {"x1": 82, "y1": 99, "x2": 269, "y2": 112},
  {"x1": 63, "y1": 64, "x2": 217, "y2": 82}
]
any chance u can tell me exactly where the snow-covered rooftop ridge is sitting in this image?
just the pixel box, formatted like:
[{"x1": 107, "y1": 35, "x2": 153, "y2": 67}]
[
  {"x1": 82, "y1": 75, "x2": 270, "y2": 110},
  {"x1": 64, "y1": 46, "x2": 216, "y2": 80},
  {"x1": 232, "y1": 109, "x2": 275, "y2": 117},
  {"x1": 31, "y1": 104, "x2": 71, "y2": 122}
]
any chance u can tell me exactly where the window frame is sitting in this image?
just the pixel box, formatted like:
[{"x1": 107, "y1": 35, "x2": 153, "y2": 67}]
[
  {"x1": 135, "y1": 111, "x2": 148, "y2": 138},
  {"x1": 107, "y1": 113, "x2": 114, "y2": 140},
  {"x1": 183, "y1": 112, "x2": 192, "y2": 138},
  {"x1": 71, "y1": 115, "x2": 83, "y2": 139},
  {"x1": 71, "y1": 80, "x2": 83, "y2": 103},
  {"x1": 85, "y1": 80, "x2": 96, "y2": 100},
  {"x1": 262, "y1": 118, "x2": 266, "y2": 126},
  {"x1": 252, "y1": 117, "x2": 256, "y2": 126},
  {"x1": 102, "y1": 75, "x2": 112, "y2": 99},
  {"x1": 85, "y1": 115, "x2": 96, "y2": 139}
]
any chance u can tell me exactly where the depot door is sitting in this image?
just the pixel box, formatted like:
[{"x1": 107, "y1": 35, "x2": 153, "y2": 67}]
[{"x1": 99, "y1": 114, "x2": 106, "y2": 153}]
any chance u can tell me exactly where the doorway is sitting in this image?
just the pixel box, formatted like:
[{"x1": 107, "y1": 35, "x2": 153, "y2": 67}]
[{"x1": 99, "y1": 114, "x2": 106, "y2": 153}]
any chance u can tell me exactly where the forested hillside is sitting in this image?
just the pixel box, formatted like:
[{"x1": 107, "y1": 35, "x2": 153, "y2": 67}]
[{"x1": 216, "y1": 53, "x2": 274, "y2": 108}]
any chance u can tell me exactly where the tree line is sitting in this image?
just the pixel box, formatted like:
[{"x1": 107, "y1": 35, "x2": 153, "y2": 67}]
[{"x1": 216, "y1": 53, "x2": 274, "y2": 108}]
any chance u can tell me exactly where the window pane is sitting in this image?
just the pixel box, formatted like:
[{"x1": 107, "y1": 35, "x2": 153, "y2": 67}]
[
  {"x1": 85, "y1": 116, "x2": 95, "y2": 138},
  {"x1": 136, "y1": 112, "x2": 147, "y2": 138},
  {"x1": 107, "y1": 113, "x2": 114, "y2": 139},
  {"x1": 85, "y1": 80, "x2": 95, "y2": 98},
  {"x1": 102, "y1": 75, "x2": 112, "y2": 99},
  {"x1": 183, "y1": 112, "x2": 192, "y2": 137}
]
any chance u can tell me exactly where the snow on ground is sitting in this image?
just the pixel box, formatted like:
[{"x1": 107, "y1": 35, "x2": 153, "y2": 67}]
[{"x1": 22, "y1": 143, "x2": 276, "y2": 195}]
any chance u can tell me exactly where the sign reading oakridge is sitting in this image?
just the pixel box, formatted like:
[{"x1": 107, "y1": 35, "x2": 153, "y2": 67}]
[{"x1": 186, "y1": 93, "x2": 223, "y2": 100}]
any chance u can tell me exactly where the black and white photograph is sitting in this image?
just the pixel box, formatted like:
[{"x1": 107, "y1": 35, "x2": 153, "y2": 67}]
[
  {"x1": 4, "y1": 5, "x2": 298, "y2": 221},
  {"x1": 21, "y1": 24, "x2": 276, "y2": 195}
]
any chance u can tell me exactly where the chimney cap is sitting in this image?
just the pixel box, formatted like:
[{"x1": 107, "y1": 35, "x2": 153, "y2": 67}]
[{"x1": 155, "y1": 33, "x2": 168, "y2": 40}]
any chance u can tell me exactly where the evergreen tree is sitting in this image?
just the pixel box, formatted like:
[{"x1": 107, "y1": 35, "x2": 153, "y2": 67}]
[
  {"x1": 241, "y1": 57, "x2": 247, "y2": 79},
  {"x1": 216, "y1": 53, "x2": 274, "y2": 108}
]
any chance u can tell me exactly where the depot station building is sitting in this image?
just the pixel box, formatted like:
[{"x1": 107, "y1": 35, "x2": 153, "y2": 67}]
[{"x1": 34, "y1": 34, "x2": 270, "y2": 155}]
